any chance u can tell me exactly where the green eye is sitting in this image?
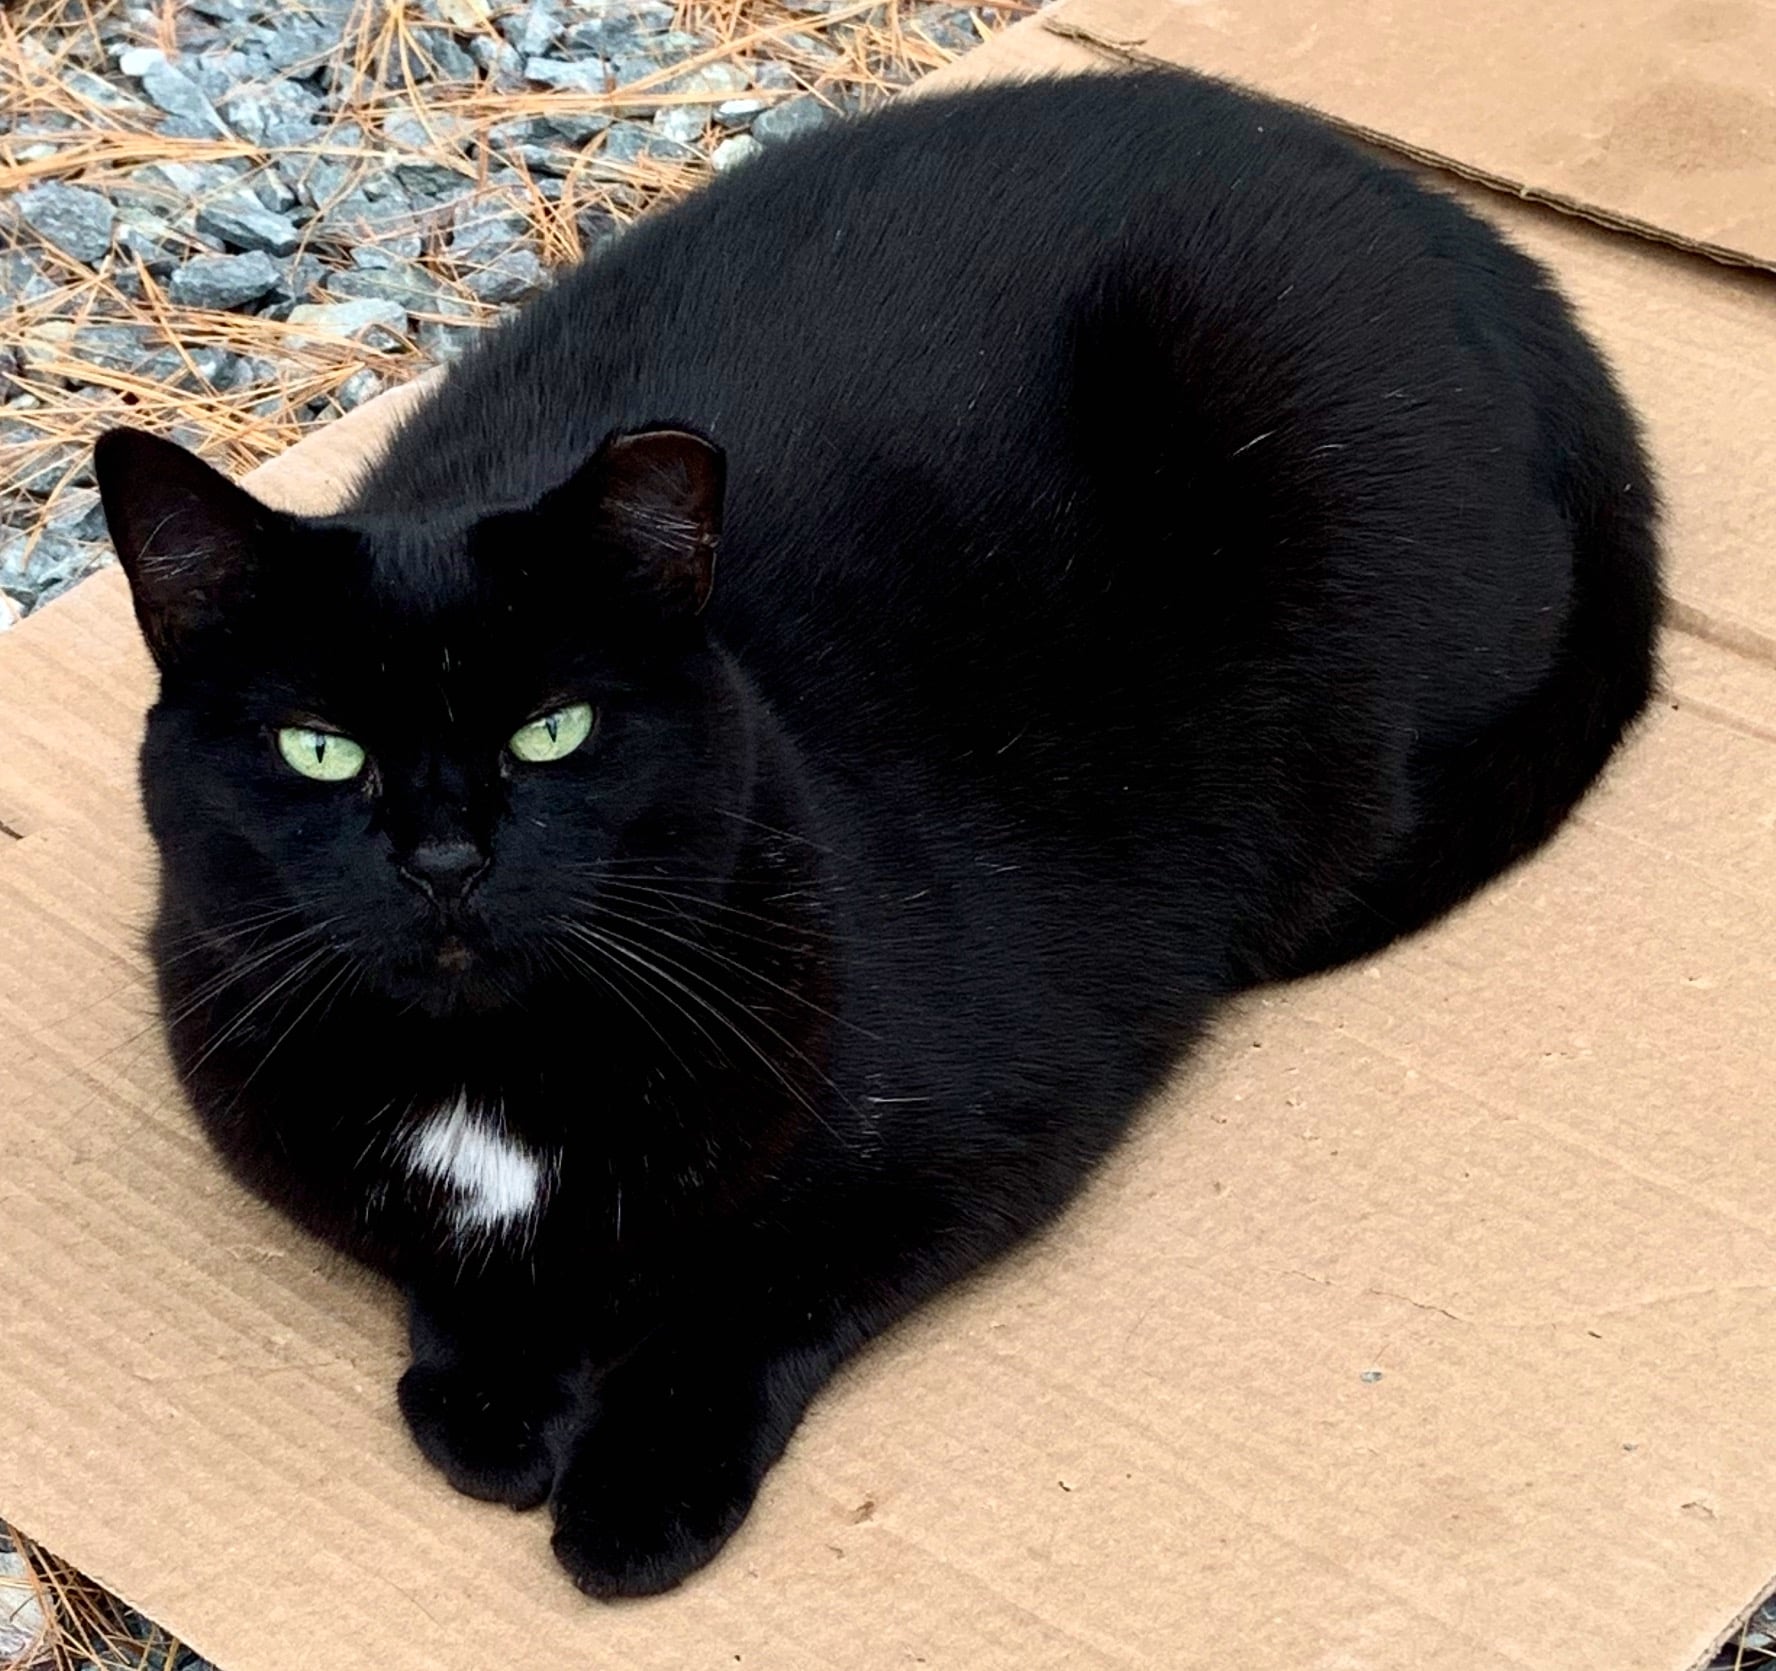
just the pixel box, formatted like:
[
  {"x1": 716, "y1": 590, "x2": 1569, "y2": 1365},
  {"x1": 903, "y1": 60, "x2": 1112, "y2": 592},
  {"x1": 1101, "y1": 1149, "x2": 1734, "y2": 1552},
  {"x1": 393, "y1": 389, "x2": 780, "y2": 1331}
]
[
  {"x1": 277, "y1": 726, "x2": 367, "y2": 782},
  {"x1": 509, "y1": 702, "x2": 594, "y2": 764}
]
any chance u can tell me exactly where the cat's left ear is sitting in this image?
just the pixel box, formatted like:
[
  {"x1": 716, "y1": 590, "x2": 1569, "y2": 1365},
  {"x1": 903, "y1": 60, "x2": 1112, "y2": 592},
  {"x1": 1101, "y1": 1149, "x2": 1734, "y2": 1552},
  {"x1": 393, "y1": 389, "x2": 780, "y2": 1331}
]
[
  {"x1": 93, "y1": 426, "x2": 288, "y2": 668},
  {"x1": 545, "y1": 426, "x2": 725, "y2": 615}
]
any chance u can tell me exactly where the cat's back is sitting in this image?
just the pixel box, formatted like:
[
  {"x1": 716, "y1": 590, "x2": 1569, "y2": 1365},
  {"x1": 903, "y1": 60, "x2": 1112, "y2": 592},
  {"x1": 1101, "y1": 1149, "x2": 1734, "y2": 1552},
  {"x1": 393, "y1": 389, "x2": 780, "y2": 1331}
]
[
  {"x1": 363, "y1": 70, "x2": 1471, "y2": 520},
  {"x1": 336, "y1": 66, "x2": 1655, "y2": 1007},
  {"x1": 361, "y1": 70, "x2": 1614, "y2": 772}
]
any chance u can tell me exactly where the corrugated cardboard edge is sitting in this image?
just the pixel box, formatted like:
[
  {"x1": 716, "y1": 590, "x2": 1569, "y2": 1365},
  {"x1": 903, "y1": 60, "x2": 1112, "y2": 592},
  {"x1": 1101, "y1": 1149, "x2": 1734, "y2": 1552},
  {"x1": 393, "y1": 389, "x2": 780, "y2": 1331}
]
[
  {"x1": 1042, "y1": 11, "x2": 1776, "y2": 276},
  {"x1": 1701, "y1": 1578, "x2": 1776, "y2": 1671},
  {"x1": 1667, "y1": 597, "x2": 1776, "y2": 673}
]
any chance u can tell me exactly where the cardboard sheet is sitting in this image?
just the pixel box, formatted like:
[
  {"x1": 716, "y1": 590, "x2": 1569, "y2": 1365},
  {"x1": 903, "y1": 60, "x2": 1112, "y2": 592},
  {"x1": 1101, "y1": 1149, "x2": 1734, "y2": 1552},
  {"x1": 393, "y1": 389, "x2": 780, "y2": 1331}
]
[
  {"x1": 3, "y1": 6, "x2": 1774, "y2": 1669},
  {"x1": 1049, "y1": 0, "x2": 1776, "y2": 272}
]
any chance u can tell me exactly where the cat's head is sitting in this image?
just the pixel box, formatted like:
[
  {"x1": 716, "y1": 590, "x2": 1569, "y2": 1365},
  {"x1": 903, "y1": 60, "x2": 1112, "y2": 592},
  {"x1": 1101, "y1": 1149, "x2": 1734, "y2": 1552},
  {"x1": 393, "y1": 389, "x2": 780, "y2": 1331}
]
[{"x1": 96, "y1": 423, "x2": 744, "y2": 1017}]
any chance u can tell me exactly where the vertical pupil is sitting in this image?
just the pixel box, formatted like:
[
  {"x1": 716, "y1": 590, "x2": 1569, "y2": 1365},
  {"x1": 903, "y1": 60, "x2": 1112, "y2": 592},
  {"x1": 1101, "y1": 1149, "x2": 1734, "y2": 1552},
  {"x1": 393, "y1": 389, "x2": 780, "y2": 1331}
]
[
  {"x1": 313, "y1": 734, "x2": 327, "y2": 764},
  {"x1": 545, "y1": 715, "x2": 560, "y2": 743}
]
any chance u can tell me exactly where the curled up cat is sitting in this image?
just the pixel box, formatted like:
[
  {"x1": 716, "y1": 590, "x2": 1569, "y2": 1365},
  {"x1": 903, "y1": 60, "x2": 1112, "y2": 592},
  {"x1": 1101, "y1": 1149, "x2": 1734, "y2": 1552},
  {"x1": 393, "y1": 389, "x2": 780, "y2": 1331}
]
[{"x1": 94, "y1": 69, "x2": 1659, "y2": 1598}]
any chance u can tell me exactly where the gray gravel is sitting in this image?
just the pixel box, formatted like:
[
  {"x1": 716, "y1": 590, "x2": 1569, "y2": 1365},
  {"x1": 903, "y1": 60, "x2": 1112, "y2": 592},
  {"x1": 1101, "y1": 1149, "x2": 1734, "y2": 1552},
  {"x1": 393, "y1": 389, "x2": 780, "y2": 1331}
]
[
  {"x1": 192, "y1": 192, "x2": 304, "y2": 257},
  {"x1": 168, "y1": 250, "x2": 282, "y2": 310},
  {"x1": 5, "y1": 0, "x2": 987, "y2": 626},
  {"x1": 712, "y1": 133, "x2": 766, "y2": 174},
  {"x1": 752, "y1": 91, "x2": 834, "y2": 144},
  {"x1": 16, "y1": 182, "x2": 115, "y2": 265},
  {"x1": 0, "y1": 1537, "x2": 50, "y2": 1662}
]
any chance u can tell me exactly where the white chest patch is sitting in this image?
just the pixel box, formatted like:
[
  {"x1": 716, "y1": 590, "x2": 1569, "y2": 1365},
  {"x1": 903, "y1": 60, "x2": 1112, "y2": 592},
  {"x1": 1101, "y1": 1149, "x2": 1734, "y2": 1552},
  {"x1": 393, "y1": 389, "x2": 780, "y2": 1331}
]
[{"x1": 405, "y1": 1096, "x2": 553, "y2": 1245}]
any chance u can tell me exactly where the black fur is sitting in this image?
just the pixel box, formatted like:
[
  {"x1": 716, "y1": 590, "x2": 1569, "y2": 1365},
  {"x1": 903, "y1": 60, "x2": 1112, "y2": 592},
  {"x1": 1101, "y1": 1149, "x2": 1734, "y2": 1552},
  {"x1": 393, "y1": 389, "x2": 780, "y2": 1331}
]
[{"x1": 95, "y1": 70, "x2": 1659, "y2": 1598}]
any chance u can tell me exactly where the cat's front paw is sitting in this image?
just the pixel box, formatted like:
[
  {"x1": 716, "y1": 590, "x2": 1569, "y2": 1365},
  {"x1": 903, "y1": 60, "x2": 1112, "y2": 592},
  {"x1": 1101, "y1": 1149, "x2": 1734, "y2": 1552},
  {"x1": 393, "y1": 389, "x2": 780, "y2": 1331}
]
[
  {"x1": 550, "y1": 1448, "x2": 755, "y2": 1599},
  {"x1": 397, "y1": 1361, "x2": 563, "y2": 1510},
  {"x1": 552, "y1": 1477, "x2": 754, "y2": 1599},
  {"x1": 548, "y1": 1362, "x2": 771, "y2": 1598}
]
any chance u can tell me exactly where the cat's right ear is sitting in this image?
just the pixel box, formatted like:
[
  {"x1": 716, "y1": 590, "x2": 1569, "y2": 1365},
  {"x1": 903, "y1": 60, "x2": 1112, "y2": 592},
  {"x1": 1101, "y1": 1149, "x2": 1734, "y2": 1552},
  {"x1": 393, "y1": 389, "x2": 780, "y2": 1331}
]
[
  {"x1": 537, "y1": 426, "x2": 725, "y2": 617},
  {"x1": 94, "y1": 426, "x2": 282, "y2": 668}
]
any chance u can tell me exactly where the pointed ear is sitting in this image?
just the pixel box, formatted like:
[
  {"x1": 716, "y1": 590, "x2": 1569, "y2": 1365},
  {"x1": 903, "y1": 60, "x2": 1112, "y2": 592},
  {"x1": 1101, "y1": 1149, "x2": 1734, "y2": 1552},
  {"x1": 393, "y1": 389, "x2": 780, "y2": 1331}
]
[
  {"x1": 544, "y1": 426, "x2": 725, "y2": 615},
  {"x1": 93, "y1": 426, "x2": 282, "y2": 668}
]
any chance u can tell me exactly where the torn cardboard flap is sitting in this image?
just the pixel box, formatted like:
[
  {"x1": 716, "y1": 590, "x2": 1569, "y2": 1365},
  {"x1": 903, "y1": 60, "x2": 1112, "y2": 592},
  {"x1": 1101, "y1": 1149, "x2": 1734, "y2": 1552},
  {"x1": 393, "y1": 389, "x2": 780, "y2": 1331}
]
[
  {"x1": 3, "y1": 6, "x2": 1775, "y2": 1671},
  {"x1": 1050, "y1": 0, "x2": 1776, "y2": 273}
]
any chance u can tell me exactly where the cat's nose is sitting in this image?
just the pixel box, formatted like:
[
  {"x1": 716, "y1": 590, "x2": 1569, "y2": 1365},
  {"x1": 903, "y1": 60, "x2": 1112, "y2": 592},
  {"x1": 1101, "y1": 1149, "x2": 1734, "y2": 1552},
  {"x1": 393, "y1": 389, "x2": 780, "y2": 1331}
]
[{"x1": 397, "y1": 840, "x2": 489, "y2": 905}]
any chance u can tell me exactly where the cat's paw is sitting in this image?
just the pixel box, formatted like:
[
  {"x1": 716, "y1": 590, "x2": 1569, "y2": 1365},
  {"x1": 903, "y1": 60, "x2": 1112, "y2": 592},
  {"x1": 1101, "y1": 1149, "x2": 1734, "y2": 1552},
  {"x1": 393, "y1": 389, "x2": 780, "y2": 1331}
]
[
  {"x1": 547, "y1": 1366, "x2": 768, "y2": 1599},
  {"x1": 396, "y1": 1361, "x2": 562, "y2": 1510},
  {"x1": 550, "y1": 1448, "x2": 755, "y2": 1600}
]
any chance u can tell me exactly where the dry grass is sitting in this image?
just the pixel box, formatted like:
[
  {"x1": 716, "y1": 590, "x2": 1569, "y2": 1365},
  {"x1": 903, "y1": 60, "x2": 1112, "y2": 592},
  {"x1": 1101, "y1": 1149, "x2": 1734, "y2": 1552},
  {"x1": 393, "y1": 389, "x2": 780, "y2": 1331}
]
[
  {"x1": 0, "y1": 0, "x2": 1027, "y2": 597},
  {"x1": 1, "y1": 1525, "x2": 187, "y2": 1670},
  {"x1": 1722, "y1": 1615, "x2": 1776, "y2": 1671}
]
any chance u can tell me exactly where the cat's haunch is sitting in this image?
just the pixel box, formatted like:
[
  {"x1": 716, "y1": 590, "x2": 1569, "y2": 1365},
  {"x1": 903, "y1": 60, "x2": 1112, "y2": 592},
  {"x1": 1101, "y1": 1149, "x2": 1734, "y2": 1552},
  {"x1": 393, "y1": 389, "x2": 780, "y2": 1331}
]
[{"x1": 97, "y1": 69, "x2": 1659, "y2": 1598}]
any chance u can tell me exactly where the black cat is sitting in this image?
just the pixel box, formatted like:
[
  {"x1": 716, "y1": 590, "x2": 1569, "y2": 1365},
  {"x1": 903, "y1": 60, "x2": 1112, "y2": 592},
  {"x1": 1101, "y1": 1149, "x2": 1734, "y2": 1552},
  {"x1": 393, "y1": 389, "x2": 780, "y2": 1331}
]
[{"x1": 95, "y1": 69, "x2": 1659, "y2": 1598}]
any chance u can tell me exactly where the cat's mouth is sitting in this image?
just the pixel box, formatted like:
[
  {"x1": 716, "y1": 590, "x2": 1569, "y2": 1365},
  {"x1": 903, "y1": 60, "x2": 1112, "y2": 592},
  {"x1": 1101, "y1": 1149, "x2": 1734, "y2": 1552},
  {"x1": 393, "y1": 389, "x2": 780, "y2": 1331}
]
[
  {"x1": 435, "y1": 936, "x2": 473, "y2": 973},
  {"x1": 372, "y1": 911, "x2": 513, "y2": 1013},
  {"x1": 380, "y1": 930, "x2": 515, "y2": 1018}
]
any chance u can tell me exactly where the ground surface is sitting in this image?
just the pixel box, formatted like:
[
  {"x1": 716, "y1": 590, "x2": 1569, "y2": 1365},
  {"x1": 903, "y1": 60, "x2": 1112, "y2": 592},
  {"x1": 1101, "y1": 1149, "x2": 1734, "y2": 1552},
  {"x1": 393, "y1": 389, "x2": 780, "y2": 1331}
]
[{"x1": 0, "y1": 0, "x2": 1770, "y2": 1666}]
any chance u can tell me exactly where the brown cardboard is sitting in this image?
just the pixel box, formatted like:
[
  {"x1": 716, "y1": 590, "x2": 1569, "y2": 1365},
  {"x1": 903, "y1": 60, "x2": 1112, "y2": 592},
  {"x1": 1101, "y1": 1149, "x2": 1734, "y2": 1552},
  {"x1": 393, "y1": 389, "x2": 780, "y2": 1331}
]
[
  {"x1": 1048, "y1": 0, "x2": 1776, "y2": 272},
  {"x1": 3, "y1": 7, "x2": 1775, "y2": 1669}
]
